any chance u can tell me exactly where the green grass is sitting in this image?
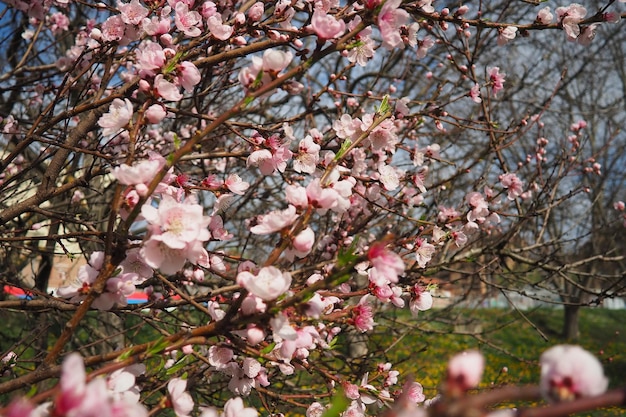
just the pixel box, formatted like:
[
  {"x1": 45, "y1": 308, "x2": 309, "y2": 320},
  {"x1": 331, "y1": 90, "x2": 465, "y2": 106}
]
[
  {"x1": 2, "y1": 305, "x2": 625, "y2": 416},
  {"x1": 372, "y1": 307, "x2": 626, "y2": 416}
]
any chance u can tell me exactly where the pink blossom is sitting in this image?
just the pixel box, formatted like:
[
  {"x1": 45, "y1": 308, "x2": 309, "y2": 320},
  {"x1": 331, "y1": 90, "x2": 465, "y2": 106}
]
[
  {"x1": 446, "y1": 350, "x2": 485, "y2": 394},
  {"x1": 556, "y1": 4, "x2": 586, "y2": 41},
  {"x1": 134, "y1": 41, "x2": 167, "y2": 77},
  {"x1": 378, "y1": 164, "x2": 401, "y2": 191},
  {"x1": 145, "y1": 104, "x2": 167, "y2": 123},
  {"x1": 378, "y1": 0, "x2": 409, "y2": 49},
  {"x1": 270, "y1": 313, "x2": 298, "y2": 342},
  {"x1": 247, "y1": 138, "x2": 293, "y2": 175},
  {"x1": 417, "y1": 0, "x2": 433, "y2": 13},
  {"x1": 262, "y1": 49, "x2": 293, "y2": 73},
  {"x1": 614, "y1": 201, "x2": 625, "y2": 211},
  {"x1": 415, "y1": 238, "x2": 435, "y2": 268},
  {"x1": 244, "y1": 325, "x2": 266, "y2": 345},
  {"x1": 175, "y1": 2, "x2": 202, "y2": 37},
  {"x1": 208, "y1": 345, "x2": 234, "y2": 369},
  {"x1": 290, "y1": 226, "x2": 315, "y2": 257},
  {"x1": 250, "y1": 205, "x2": 298, "y2": 234},
  {"x1": 207, "y1": 15, "x2": 233, "y2": 40},
  {"x1": 305, "y1": 179, "x2": 341, "y2": 211},
  {"x1": 368, "y1": 242, "x2": 404, "y2": 284},
  {"x1": 285, "y1": 184, "x2": 308, "y2": 208},
  {"x1": 466, "y1": 192, "x2": 489, "y2": 222},
  {"x1": 410, "y1": 285, "x2": 433, "y2": 316},
  {"x1": 306, "y1": 402, "x2": 325, "y2": 417},
  {"x1": 293, "y1": 135, "x2": 321, "y2": 174},
  {"x1": 540, "y1": 345, "x2": 608, "y2": 402},
  {"x1": 247, "y1": 149, "x2": 275, "y2": 175},
  {"x1": 142, "y1": 238, "x2": 203, "y2": 274},
  {"x1": 225, "y1": 173, "x2": 250, "y2": 195},
  {"x1": 311, "y1": 9, "x2": 346, "y2": 39},
  {"x1": 346, "y1": 33, "x2": 376, "y2": 66},
  {"x1": 121, "y1": 248, "x2": 153, "y2": 280},
  {"x1": 1, "y1": 351, "x2": 17, "y2": 367},
  {"x1": 98, "y1": 98, "x2": 133, "y2": 136},
  {"x1": 499, "y1": 173, "x2": 524, "y2": 200},
  {"x1": 118, "y1": 0, "x2": 149, "y2": 25},
  {"x1": 112, "y1": 154, "x2": 165, "y2": 186},
  {"x1": 224, "y1": 397, "x2": 258, "y2": 417},
  {"x1": 469, "y1": 83, "x2": 481, "y2": 103},
  {"x1": 2, "y1": 115, "x2": 18, "y2": 138},
  {"x1": 416, "y1": 36, "x2": 435, "y2": 59},
  {"x1": 155, "y1": 75, "x2": 183, "y2": 102},
  {"x1": 48, "y1": 12, "x2": 70, "y2": 34},
  {"x1": 177, "y1": 61, "x2": 201, "y2": 92},
  {"x1": 3, "y1": 398, "x2": 34, "y2": 417},
  {"x1": 352, "y1": 295, "x2": 375, "y2": 332},
  {"x1": 200, "y1": 1, "x2": 217, "y2": 18},
  {"x1": 107, "y1": 364, "x2": 145, "y2": 403},
  {"x1": 101, "y1": 15, "x2": 126, "y2": 42},
  {"x1": 142, "y1": 195, "x2": 211, "y2": 249},
  {"x1": 52, "y1": 353, "x2": 149, "y2": 417},
  {"x1": 168, "y1": 378, "x2": 194, "y2": 417},
  {"x1": 570, "y1": 119, "x2": 587, "y2": 131},
  {"x1": 248, "y1": 2, "x2": 264, "y2": 21},
  {"x1": 369, "y1": 119, "x2": 398, "y2": 151},
  {"x1": 344, "y1": 382, "x2": 360, "y2": 400},
  {"x1": 487, "y1": 67, "x2": 505, "y2": 97},
  {"x1": 497, "y1": 26, "x2": 517, "y2": 46},
  {"x1": 577, "y1": 24, "x2": 599, "y2": 46},
  {"x1": 142, "y1": 13, "x2": 171, "y2": 36},
  {"x1": 54, "y1": 353, "x2": 86, "y2": 415},
  {"x1": 604, "y1": 11, "x2": 621, "y2": 24},
  {"x1": 404, "y1": 380, "x2": 426, "y2": 403},
  {"x1": 238, "y1": 266, "x2": 292, "y2": 301},
  {"x1": 438, "y1": 206, "x2": 460, "y2": 223},
  {"x1": 455, "y1": 5, "x2": 469, "y2": 17},
  {"x1": 333, "y1": 114, "x2": 359, "y2": 139},
  {"x1": 536, "y1": 6, "x2": 553, "y2": 24}
]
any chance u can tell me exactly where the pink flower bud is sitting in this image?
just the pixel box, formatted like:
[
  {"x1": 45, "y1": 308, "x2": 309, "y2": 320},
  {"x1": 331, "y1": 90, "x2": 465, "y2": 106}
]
[
  {"x1": 248, "y1": 2, "x2": 264, "y2": 22},
  {"x1": 446, "y1": 350, "x2": 485, "y2": 395}
]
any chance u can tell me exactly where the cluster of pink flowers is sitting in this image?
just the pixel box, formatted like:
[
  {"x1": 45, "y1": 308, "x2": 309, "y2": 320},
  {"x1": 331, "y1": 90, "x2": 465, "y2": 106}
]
[
  {"x1": 141, "y1": 194, "x2": 212, "y2": 274},
  {"x1": 239, "y1": 49, "x2": 294, "y2": 93},
  {"x1": 246, "y1": 132, "x2": 293, "y2": 176},
  {"x1": 3, "y1": 0, "x2": 625, "y2": 415},
  {"x1": 57, "y1": 249, "x2": 153, "y2": 310},
  {"x1": 3, "y1": 354, "x2": 148, "y2": 417}
]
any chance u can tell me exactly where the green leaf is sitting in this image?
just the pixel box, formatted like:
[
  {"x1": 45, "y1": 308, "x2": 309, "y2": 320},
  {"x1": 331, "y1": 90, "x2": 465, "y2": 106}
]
[
  {"x1": 335, "y1": 138, "x2": 352, "y2": 161},
  {"x1": 251, "y1": 69, "x2": 264, "y2": 90},
  {"x1": 299, "y1": 290, "x2": 316, "y2": 304},
  {"x1": 322, "y1": 389, "x2": 349, "y2": 417},
  {"x1": 328, "y1": 336, "x2": 338, "y2": 350},
  {"x1": 377, "y1": 94, "x2": 390, "y2": 115},
  {"x1": 117, "y1": 348, "x2": 133, "y2": 362},
  {"x1": 260, "y1": 341, "x2": 276, "y2": 355},
  {"x1": 163, "y1": 50, "x2": 184, "y2": 75},
  {"x1": 26, "y1": 385, "x2": 38, "y2": 398},
  {"x1": 173, "y1": 133, "x2": 181, "y2": 150},
  {"x1": 243, "y1": 95, "x2": 255, "y2": 108},
  {"x1": 147, "y1": 337, "x2": 169, "y2": 356},
  {"x1": 165, "y1": 356, "x2": 188, "y2": 376},
  {"x1": 337, "y1": 236, "x2": 359, "y2": 268},
  {"x1": 344, "y1": 40, "x2": 364, "y2": 50}
]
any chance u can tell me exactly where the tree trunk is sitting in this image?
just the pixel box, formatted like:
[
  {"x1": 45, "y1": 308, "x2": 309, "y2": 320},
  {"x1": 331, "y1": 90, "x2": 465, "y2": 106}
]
[{"x1": 563, "y1": 304, "x2": 580, "y2": 340}]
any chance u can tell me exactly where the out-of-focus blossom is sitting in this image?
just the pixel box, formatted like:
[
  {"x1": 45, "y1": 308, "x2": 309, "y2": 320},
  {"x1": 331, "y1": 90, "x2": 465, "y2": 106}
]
[{"x1": 540, "y1": 345, "x2": 608, "y2": 402}]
